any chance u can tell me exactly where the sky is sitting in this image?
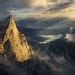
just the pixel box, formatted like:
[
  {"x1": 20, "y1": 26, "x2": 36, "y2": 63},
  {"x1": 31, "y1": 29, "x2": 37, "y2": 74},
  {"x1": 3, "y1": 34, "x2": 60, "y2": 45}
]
[
  {"x1": 0, "y1": 0, "x2": 74, "y2": 19},
  {"x1": 0, "y1": 0, "x2": 73, "y2": 8},
  {"x1": 0, "y1": 0, "x2": 75, "y2": 34}
]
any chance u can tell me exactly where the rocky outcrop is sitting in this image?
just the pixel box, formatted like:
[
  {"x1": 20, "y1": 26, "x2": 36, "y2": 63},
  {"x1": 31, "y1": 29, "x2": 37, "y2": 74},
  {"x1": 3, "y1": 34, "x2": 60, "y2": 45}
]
[{"x1": 1, "y1": 15, "x2": 32, "y2": 62}]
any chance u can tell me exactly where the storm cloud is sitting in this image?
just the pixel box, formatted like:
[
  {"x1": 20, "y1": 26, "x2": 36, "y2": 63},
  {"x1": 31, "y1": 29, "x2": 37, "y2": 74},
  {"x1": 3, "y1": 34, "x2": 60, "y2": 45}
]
[
  {"x1": 0, "y1": 0, "x2": 74, "y2": 8},
  {"x1": 0, "y1": 0, "x2": 74, "y2": 19}
]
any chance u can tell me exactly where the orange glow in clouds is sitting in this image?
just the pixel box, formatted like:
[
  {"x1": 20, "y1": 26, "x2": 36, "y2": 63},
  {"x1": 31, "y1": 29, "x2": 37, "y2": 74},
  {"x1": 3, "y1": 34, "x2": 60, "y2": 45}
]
[{"x1": 31, "y1": 0, "x2": 49, "y2": 8}]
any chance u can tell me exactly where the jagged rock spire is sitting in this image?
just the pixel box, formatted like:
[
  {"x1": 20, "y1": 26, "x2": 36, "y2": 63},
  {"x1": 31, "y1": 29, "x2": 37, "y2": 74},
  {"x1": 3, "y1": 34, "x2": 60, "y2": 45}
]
[{"x1": 3, "y1": 15, "x2": 32, "y2": 62}]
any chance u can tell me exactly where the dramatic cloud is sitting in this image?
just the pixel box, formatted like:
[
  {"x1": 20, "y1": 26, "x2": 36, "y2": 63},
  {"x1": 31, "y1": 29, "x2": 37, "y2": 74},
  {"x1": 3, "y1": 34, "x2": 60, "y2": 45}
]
[
  {"x1": 0, "y1": 0, "x2": 74, "y2": 8},
  {"x1": 0, "y1": 0, "x2": 75, "y2": 19},
  {"x1": 9, "y1": 0, "x2": 49, "y2": 8},
  {"x1": 30, "y1": 0, "x2": 49, "y2": 8}
]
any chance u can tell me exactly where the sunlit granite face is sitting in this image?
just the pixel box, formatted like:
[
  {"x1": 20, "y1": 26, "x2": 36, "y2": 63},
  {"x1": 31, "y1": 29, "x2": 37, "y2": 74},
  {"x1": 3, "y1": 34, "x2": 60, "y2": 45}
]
[{"x1": 0, "y1": 15, "x2": 32, "y2": 62}]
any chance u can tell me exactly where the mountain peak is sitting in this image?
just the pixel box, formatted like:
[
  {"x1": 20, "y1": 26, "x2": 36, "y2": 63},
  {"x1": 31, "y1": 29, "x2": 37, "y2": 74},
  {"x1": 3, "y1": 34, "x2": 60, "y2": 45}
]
[
  {"x1": 0, "y1": 15, "x2": 32, "y2": 62},
  {"x1": 7, "y1": 15, "x2": 13, "y2": 19}
]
